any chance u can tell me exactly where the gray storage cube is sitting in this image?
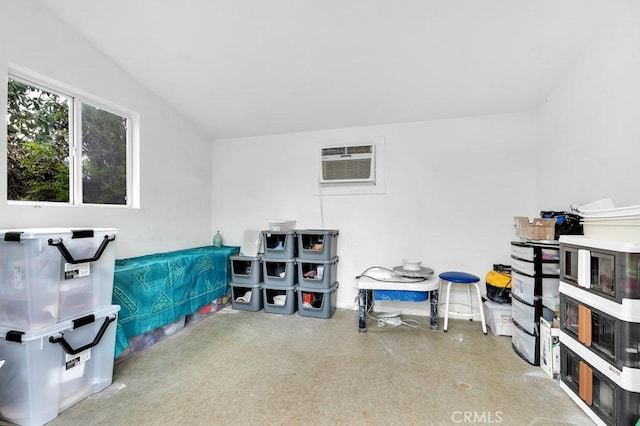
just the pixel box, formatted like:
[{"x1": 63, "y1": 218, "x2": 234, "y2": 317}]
[
  {"x1": 262, "y1": 257, "x2": 297, "y2": 286},
  {"x1": 297, "y1": 282, "x2": 338, "y2": 318},
  {"x1": 296, "y1": 229, "x2": 338, "y2": 260},
  {"x1": 262, "y1": 284, "x2": 297, "y2": 315},
  {"x1": 262, "y1": 231, "x2": 297, "y2": 259},
  {"x1": 231, "y1": 282, "x2": 263, "y2": 312},
  {"x1": 230, "y1": 255, "x2": 263, "y2": 284},
  {"x1": 296, "y1": 256, "x2": 339, "y2": 288}
]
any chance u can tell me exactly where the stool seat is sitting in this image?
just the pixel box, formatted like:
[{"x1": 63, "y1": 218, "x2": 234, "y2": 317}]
[
  {"x1": 439, "y1": 270, "x2": 487, "y2": 335},
  {"x1": 439, "y1": 271, "x2": 480, "y2": 284}
]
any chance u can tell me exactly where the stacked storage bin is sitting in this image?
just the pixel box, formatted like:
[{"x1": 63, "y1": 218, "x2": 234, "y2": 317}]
[
  {"x1": 229, "y1": 255, "x2": 263, "y2": 312},
  {"x1": 261, "y1": 231, "x2": 298, "y2": 314},
  {"x1": 295, "y1": 229, "x2": 339, "y2": 319},
  {"x1": 558, "y1": 236, "x2": 640, "y2": 425},
  {"x1": 510, "y1": 241, "x2": 560, "y2": 366},
  {"x1": 0, "y1": 228, "x2": 120, "y2": 426}
]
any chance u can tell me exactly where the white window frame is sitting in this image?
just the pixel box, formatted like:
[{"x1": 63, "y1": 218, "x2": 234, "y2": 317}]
[{"x1": 7, "y1": 67, "x2": 138, "y2": 208}]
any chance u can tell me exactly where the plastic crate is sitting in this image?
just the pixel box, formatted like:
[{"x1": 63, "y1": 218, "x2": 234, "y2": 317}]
[
  {"x1": 230, "y1": 282, "x2": 263, "y2": 312},
  {"x1": 261, "y1": 231, "x2": 296, "y2": 259},
  {"x1": 262, "y1": 258, "x2": 297, "y2": 286},
  {"x1": 230, "y1": 255, "x2": 262, "y2": 284},
  {"x1": 0, "y1": 228, "x2": 118, "y2": 330},
  {"x1": 296, "y1": 256, "x2": 338, "y2": 288},
  {"x1": 296, "y1": 229, "x2": 338, "y2": 260},
  {"x1": 0, "y1": 305, "x2": 120, "y2": 426},
  {"x1": 297, "y1": 283, "x2": 338, "y2": 318},
  {"x1": 262, "y1": 284, "x2": 297, "y2": 315}
]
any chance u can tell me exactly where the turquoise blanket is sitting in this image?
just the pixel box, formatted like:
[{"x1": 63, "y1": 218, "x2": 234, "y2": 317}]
[{"x1": 112, "y1": 245, "x2": 239, "y2": 358}]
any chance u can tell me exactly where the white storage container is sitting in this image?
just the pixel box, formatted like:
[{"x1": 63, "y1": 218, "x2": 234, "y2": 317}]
[
  {"x1": 511, "y1": 257, "x2": 560, "y2": 276},
  {"x1": 511, "y1": 270, "x2": 559, "y2": 305},
  {"x1": 483, "y1": 300, "x2": 513, "y2": 336},
  {"x1": 0, "y1": 305, "x2": 120, "y2": 426},
  {"x1": 511, "y1": 243, "x2": 559, "y2": 262},
  {"x1": 511, "y1": 297, "x2": 539, "y2": 335},
  {"x1": 0, "y1": 228, "x2": 118, "y2": 330},
  {"x1": 512, "y1": 323, "x2": 540, "y2": 365}
]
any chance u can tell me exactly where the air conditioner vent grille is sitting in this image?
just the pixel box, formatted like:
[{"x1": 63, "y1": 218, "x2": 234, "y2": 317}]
[
  {"x1": 323, "y1": 158, "x2": 372, "y2": 181},
  {"x1": 321, "y1": 143, "x2": 375, "y2": 184}
]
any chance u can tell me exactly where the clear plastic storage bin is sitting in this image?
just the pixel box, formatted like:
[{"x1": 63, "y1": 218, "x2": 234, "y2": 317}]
[
  {"x1": 512, "y1": 322, "x2": 540, "y2": 366},
  {"x1": 0, "y1": 305, "x2": 120, "y2": 426},
  {"x1": 511, "y1": 257, "x2": 560, "y2": 276},
  {"x1": 0, "y1": 228, "x2": 118, "y2": 330},
  {"x1": 483, "y1": 300, "x2": 513, "y2": 336},
  {"x1": 511, "y1": 297, "x2": 541, "y2": 335},
  {"x1": 511, "y1": 270, "x2": 559, "y2": 305}
]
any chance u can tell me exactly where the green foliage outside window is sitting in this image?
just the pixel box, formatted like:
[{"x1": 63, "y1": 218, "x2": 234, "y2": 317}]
[{"x1": 7, "y1": 77, "x2": 128, "y2": 205}]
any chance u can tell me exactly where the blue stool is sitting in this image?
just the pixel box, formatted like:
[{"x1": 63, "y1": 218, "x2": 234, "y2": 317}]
[{"x1": 439, "y1": 271, "x2": 487, "y2": 334}]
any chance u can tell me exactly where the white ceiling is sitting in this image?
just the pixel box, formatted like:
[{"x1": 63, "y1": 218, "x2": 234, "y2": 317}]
[{"x1": 40, "y1": 0, "x2": 636, "y2": 140}]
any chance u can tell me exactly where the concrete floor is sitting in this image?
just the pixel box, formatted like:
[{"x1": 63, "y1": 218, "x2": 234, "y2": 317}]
[{"x1": 38, "y1": 308, "x2": 594, "y2": 425}]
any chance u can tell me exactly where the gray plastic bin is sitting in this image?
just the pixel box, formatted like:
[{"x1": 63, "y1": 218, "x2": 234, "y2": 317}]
[
  {"x1": 296, "y1": 229, "x2": 338, "y2": 260},
  {"x1": 262, "y1": 257, "x2": 297, "y2": 286},
  {"x1": 297, "y1": 282, "x2": 338, "y2": 318},
  {"x1": 231, "y1": 282, "x2": 263, "y2": 312},
  {"x1": 296, "y1": 256, "x2": 339, "y2": 288},
  {"x1": 262, "y1": 284, "x2": 297, "y2": 315},
  {"x1": 230, "y1": 255, "x2": 263, "y2": 284},
  {"x1": 262, "y1": 231, "x2": 297, "y2": 259}
]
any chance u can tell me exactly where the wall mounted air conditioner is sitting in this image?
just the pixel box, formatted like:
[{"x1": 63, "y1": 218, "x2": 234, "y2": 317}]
[{"x1": 320, "y1": 144, "x2": 375, "y2": 185}]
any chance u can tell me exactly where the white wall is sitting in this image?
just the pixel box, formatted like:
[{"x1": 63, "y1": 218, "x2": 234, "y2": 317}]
[
  {"x1": 212, "y1": 112, "x2": 537, "y2": 309},
  {"x1": 537, "y1": 12, "x2": 640, "y2": 210},
  {"x1": 0, "y1": 1, "x2": 213, "y2": 259}
]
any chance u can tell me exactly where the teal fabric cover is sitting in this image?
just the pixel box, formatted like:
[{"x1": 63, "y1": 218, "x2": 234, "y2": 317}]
[{"x1": 112, "y1": 245, "x2": 239, "y2": 358}]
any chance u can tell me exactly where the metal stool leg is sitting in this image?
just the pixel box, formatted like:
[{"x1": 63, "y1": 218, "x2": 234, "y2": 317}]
[
  {"x1": 473, "y1": 282, "x2": 487, "y2": 335},
  {"x1": 466, "y1": 284, "x2": 473, "y2": 321},
  {"x1": 443, "y1": 281, "x2": 452, "y2": 332}
]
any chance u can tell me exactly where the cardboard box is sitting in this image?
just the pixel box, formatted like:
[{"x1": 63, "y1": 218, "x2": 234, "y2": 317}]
[
  {"x1": 514, "y1": 217, "x2": 556, "y2": 240},
  {"x1": 540, "y1": 316, "x2": 560, "y2": 379}
]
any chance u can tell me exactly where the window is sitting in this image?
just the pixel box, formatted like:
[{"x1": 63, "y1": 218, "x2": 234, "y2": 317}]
[{"x1": 7, "y1": 73, "x2": 133, "y2": 206}]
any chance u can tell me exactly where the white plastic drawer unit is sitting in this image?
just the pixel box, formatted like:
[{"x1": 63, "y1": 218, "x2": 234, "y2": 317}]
[
  {"x1": 560, "y1": 235, "x2": 640, "y2": 302},
  {"x1": 511, "y1": 297, "x2": 541, "y2": 335},
  {"x1": 511, "y1": 241, "x2": 560, "y2": 262},
  {"x1": 511, "y1": 257, "x2": 560, "y2": 276},
  {"x1": 512, "y1": 322, "x2": 540, "y2": 366},
  {"x1": 511, "y1": 270, "x2": 560, "y2": 305}
]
